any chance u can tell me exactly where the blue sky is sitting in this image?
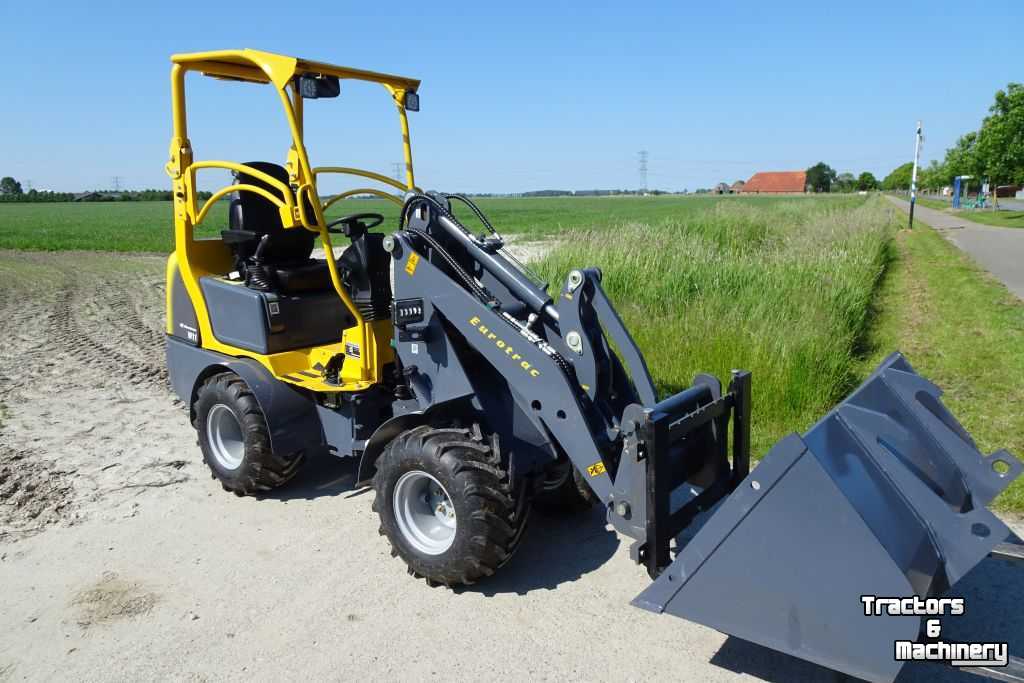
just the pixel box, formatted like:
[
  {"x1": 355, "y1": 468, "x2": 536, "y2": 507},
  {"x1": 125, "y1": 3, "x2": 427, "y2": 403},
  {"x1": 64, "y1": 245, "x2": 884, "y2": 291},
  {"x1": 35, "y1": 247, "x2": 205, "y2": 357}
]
[{"x1": 2, "y1": 1, "x2": 1022, "y2": 193}]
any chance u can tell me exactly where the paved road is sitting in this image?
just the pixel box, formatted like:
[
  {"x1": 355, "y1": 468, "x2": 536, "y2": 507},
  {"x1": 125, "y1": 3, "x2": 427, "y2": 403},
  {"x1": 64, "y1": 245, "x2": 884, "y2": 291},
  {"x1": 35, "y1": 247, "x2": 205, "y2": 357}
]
[{"x1": 888, "y1": 196, "x2": 1024, "y2": 299}]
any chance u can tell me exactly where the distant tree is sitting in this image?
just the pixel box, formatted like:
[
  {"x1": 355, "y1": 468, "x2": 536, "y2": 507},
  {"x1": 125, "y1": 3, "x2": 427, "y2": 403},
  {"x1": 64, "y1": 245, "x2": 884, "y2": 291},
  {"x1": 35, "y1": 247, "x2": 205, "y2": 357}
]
[
  {"x1": 918, "y1": 160, "x2": 949, "y2": 192},
  {"x1": 882, "y1": 162, "x2": 915, "y2": 191},
  {"x1": 974, "y1": 82, "x2": 1024, "y2": 186},
  {"x1": 805, "y1": 162, "x2": 837, "y2": 192},
  {"x1": 0, "y1": 176, "x2": 23, "y2": 195},
  {"x1": 856, "y1": 172, "x2": 879, "y2": 191},
  {"x1": 835, "y1": 172, "x2": 856, "y2": 192},
  {"x1": 944, "y1": 131, "x2": 981, "y2": 181}
]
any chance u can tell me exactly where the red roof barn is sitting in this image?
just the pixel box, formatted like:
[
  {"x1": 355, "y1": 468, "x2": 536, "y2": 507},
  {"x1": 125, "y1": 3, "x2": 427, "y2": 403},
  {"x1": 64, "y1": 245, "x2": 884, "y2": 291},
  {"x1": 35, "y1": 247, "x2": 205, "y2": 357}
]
[{"x1": 742, "y1": 171, "x2": 807, "y2": 194}]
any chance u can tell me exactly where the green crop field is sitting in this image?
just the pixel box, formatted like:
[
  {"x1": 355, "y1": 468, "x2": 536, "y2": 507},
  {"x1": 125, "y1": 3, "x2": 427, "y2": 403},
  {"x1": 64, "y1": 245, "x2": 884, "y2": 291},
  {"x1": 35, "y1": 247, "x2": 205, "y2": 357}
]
[{"x1": 1, "y1": 194, "x2": 838, "y2": 253}]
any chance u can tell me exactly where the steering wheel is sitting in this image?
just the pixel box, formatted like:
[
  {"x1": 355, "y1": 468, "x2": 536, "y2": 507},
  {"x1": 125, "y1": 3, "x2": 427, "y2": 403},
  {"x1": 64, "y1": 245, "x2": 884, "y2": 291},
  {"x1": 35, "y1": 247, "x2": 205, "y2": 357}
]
[{"x1": 325, "y1": 212, "x2": 384, "y2": 239}]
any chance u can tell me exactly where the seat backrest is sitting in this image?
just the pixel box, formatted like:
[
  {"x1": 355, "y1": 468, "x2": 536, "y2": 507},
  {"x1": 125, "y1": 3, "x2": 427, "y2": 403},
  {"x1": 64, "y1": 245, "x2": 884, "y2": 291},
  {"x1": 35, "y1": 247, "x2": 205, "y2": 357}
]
[{"x1": 227, "y1": 162, "x2": 316, "y2": 264}]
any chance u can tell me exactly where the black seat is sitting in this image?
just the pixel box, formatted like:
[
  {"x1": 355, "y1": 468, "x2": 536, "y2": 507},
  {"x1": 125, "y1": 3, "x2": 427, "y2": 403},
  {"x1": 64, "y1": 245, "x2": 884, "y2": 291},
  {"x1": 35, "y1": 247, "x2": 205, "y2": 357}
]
[
  {"x1": 221, "y1": 161, "x2": 333, "y2": 294},
  {"x1": 221, "y1": 162, "x2": 393, "y2": 318}
]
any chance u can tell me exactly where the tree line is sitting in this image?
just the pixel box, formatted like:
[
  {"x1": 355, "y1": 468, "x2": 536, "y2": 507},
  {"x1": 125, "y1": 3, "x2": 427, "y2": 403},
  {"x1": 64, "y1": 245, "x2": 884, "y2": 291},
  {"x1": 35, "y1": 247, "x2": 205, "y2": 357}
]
[
  {"x1": 804, "y1": 163, "x2": 879, "y2": 192},
  {"x1": 0, "y1": 177, "x2": 212, "y2": 202},
  {"x1": 882, "y1": 82, "x2": 1023, "y2": 193}
]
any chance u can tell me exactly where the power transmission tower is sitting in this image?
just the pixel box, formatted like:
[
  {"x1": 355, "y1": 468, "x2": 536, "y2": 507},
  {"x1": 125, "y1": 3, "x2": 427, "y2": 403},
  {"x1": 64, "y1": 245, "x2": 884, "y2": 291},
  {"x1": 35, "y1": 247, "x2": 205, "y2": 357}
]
[
  {"x1": 391, "y1": 162, "x2": 404, "y2": 183},
  {"x1": 638, "y1": 150, "x2": 648, "y2": 193},
  {"x1": 112, "y1": 176, "x2": 122, "y2": 192}
]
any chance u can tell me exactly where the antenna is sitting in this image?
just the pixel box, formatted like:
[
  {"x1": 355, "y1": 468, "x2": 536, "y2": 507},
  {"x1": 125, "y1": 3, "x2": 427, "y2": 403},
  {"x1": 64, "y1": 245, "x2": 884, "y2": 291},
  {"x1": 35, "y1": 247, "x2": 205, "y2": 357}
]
[{"x1": 638, "y1": 150, "x2": 648, "y2": 193}]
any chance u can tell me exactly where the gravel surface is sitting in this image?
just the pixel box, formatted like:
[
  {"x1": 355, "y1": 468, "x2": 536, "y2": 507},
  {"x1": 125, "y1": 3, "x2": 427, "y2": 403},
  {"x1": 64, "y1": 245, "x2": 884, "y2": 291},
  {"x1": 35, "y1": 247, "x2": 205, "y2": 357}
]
[{"x1": 0, "y1": 249, "x2": 1020, "y2": 682}]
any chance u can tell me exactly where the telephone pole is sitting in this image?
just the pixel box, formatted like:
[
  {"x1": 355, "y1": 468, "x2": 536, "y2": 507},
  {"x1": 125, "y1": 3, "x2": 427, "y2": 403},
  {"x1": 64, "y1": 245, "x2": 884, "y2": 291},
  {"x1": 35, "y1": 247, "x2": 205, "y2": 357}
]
[
  {"x1": 908, "y1": 121, "x2": 922, "y2": 230},
  {"x1": 638, "y1": 150, "x2": 648, "y2": 194}
]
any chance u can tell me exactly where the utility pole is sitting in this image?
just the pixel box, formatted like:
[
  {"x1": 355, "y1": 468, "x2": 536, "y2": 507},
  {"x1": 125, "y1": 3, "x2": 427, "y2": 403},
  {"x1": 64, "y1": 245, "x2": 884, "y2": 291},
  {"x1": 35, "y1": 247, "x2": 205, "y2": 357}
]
[
  {"x1": 908, "y1": 121, "x2": 922, "y2": 229},
  {"x1": 638, "y1": 150, "x2": 648, "y2": 194}
]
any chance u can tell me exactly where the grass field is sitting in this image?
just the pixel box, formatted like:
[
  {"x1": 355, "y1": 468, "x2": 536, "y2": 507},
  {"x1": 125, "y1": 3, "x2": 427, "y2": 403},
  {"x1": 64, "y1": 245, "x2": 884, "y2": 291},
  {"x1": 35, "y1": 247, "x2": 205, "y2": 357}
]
[
  {"x1": 952, "y1": 208, "x2": 1024, "y2": 229},
  {"x1": 1, "y1": 194, "x2": 839, "y2": 252},
  {"x1": 534, "y1": 195, "x2": 891, "y2": 458}
]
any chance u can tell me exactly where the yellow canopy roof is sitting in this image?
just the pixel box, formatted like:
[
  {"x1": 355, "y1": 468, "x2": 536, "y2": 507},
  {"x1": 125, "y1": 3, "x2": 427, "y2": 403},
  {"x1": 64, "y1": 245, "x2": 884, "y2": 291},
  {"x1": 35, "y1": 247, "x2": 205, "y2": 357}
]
[{"x1": 171, "y1": 48, "x2": 420, "y2": 92}]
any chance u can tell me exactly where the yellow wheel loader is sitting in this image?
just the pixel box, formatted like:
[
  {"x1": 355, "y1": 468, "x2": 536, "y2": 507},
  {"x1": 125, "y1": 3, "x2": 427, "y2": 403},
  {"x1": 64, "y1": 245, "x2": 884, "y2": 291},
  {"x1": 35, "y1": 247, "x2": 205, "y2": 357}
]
[{"x1": 164, "y1": 49, "x2": 1024, "y2": 682}]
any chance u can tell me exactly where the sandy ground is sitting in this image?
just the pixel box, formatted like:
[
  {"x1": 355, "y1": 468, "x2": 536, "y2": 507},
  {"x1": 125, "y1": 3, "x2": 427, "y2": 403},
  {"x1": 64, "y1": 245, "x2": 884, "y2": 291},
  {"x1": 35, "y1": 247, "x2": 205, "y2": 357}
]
[{"x1": 0, "y1": 250, "x2": 1021, "y2": 682}]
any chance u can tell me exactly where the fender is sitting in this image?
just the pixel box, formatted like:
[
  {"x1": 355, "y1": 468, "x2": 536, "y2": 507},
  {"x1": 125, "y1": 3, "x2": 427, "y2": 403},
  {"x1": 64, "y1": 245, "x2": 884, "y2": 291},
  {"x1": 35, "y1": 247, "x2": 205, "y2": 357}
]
[
  {"x1": 167, "y1": 336, "x2": 325, "y2": 458},
  {"x1": 355, "y1": 398, "x2": 468, "y2": 485}
]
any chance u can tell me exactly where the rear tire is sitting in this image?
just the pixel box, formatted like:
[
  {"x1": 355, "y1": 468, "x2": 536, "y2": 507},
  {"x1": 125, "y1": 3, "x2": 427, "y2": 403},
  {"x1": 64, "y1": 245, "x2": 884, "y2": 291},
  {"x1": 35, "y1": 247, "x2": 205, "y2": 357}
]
[
  {"x1": 372, "y1": 424, "x2": 528, "y2": 586},
  {"x1": 193, "y1": 372, "x2": 304, "y2": 495},
  {"x1": 535, "y1": 457, "x2": 599, "y2": 513}
]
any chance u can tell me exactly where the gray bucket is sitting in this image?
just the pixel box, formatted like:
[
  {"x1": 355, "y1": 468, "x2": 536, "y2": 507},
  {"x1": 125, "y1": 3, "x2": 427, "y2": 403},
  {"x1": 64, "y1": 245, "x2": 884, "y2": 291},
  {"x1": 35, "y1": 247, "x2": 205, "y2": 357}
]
[{"x1": 633, "y1": 353, "x2": 1021, "y2": 683}]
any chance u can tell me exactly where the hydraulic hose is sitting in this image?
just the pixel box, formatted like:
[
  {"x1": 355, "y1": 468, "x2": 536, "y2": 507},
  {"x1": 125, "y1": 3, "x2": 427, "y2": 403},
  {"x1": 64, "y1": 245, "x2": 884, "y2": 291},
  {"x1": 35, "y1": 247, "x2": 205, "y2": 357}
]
[
  {"x1": 401, "y1": 193, "x2": 558, "y2": 322},
  {"x1": 444, "y1": 193, "x2": 546, "y2": 287}
]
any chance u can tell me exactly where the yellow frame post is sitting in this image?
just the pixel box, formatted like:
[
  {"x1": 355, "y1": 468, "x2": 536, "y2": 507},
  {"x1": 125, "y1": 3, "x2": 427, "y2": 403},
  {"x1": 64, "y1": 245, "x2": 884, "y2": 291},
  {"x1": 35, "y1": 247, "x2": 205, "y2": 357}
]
[{"x1": 165, "y1": 49, "x2": 421, "y2": 392}]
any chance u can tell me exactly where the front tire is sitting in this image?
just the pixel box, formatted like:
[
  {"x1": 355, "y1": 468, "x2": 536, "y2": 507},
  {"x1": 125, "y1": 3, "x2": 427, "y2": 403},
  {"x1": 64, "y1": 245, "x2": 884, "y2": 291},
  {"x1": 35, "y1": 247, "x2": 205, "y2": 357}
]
[
  {"x1": 193, "y1": 372, "x2": 304, "y2": 495},
  {"x1": 372, "y1": 425, "x2": 528, "y2": 586}
]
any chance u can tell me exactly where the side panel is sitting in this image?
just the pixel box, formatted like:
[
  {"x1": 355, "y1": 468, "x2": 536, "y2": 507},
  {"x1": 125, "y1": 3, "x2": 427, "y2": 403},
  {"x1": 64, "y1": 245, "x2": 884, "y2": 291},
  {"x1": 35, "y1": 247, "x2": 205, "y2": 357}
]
[
  {"x1": 166, "y1": 253, "x2": 200, "y2": 345},
  {"x1": 199, "y1": 276, "x2": 355, "y2": 355},
  {"x1": 317, "y1": 403, "x2": 354, "y2": 456},
  {"x1": 166, "y1": 336, "x2": 327, "y2": 458},
  {"x1": 199, "y1": 277, "x2": 274, "y2": 353}
]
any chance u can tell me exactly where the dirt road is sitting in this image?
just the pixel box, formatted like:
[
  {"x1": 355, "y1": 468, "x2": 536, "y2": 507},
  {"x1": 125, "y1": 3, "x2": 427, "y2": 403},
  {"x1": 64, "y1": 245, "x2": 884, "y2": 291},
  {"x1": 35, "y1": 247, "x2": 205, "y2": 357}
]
[{"x1": 0, "y1": 250, "x2": 1020, "y2": 682}]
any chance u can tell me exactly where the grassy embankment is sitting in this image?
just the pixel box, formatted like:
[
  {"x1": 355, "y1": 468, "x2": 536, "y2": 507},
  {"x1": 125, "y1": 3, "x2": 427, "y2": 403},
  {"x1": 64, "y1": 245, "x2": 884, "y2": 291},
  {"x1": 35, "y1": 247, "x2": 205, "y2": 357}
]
[
  {"x1": 862, "y1": 217, "x2": 1024, "y2": 511},
  {"x1": 535, "y1": 195, "x2": 1024, "y2": 510},
  {"x1": 914, "y1": 196, "x2": 1024, "y2": 228},
  {"x1": 534, "y1": 195, "x2": 889, "y2": 458}
]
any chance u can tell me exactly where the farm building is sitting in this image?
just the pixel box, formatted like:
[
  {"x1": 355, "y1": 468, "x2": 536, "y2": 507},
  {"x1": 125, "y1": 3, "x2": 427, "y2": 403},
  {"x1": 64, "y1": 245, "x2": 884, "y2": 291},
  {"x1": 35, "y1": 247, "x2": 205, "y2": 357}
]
[
  {"x1": 730, "y1": 180, "x2": 746, "y2": 193},
  {"x1": 741, "y1": 171, "x2": 807, "y2": 194},
  {"x1": 73, "y1": 192, "x2": 124, "y2": 202}
]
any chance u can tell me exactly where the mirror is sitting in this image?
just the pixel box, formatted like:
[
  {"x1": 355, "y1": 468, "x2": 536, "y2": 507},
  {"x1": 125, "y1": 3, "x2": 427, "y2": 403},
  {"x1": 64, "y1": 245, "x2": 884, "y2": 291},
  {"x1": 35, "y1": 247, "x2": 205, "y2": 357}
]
[
  {"x1": 298, "y1": 74, "x2": 341, "y2": 99},
  {"x1": 403, "y1": 91, "x2": 420, "y2": 112}
]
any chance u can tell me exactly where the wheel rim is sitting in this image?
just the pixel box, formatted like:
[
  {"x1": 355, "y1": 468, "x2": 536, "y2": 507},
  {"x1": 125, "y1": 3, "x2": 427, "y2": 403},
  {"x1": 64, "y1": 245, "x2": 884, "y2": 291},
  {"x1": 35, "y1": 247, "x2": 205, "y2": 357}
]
[
  {"x1": 206, "y1": 403, "x2": 245, "y2": 471},
  {"x1": 393, "y1": 471, "x2": 457, "y2": 555}
]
